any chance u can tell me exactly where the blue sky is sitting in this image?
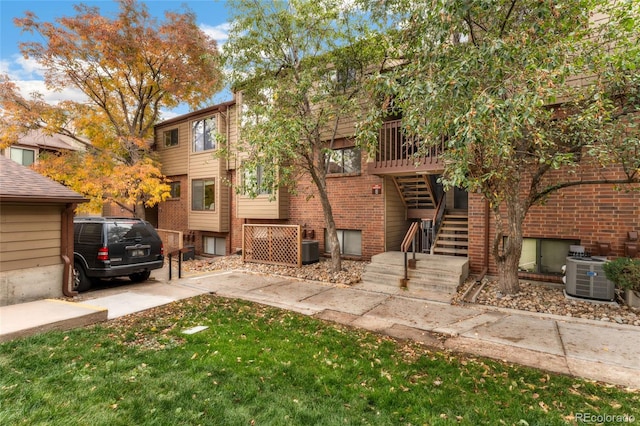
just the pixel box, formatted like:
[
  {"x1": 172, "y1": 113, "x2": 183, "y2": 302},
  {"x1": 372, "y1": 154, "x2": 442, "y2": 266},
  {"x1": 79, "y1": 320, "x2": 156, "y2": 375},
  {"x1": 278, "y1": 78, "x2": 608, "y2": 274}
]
[{"x1": 0, "y1": 0, "x2": 232, "y2": 118}]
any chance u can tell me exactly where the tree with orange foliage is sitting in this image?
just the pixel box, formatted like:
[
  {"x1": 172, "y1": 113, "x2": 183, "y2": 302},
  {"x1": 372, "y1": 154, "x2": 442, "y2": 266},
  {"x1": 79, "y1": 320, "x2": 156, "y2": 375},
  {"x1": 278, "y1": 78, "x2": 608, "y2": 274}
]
[{"x1": 1, "y1": 0, "x2": 222, "y2": 217}]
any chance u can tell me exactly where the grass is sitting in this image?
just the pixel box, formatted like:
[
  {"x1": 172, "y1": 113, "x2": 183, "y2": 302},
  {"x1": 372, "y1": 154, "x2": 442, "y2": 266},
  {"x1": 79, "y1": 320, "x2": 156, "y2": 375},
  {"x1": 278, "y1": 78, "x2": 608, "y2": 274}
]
[{"x1": 1, "y1": 295, "x2": 638, "y2": 425}]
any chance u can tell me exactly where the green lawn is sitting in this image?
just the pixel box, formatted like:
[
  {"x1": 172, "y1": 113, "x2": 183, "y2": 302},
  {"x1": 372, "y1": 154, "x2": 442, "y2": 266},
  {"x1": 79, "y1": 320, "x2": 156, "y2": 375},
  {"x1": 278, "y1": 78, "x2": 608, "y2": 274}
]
[{"x1": 1, "y1": 295, "x2": 638, "y2": 425}]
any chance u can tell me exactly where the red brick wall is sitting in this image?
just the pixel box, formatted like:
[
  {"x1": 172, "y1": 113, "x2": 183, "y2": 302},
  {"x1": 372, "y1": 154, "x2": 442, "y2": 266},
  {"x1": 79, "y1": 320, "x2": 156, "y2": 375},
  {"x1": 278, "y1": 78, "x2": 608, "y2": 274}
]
[
  {"x1": 468, "y1": 163, "x2": 640, "y2": 278},
  {"x1": 287, "y1": 167, "x2": 385, "y2": 260},
  {"x1": 157, "y1": 175, "x2": 194, "y2": 252},
  {"x1": 229, "y1": 158, "x2": 386, "y2": 260}
]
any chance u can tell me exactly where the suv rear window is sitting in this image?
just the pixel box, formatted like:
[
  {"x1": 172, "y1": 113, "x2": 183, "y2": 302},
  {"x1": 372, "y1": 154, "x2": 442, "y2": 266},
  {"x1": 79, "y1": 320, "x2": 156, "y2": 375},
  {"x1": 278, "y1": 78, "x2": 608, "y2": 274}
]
[
  {"x1": 77, "y1": 223, "x2": 103, "y2": 244},
  {"x1": 107, "y1": 221, "x2": 153, "y2": 244}
]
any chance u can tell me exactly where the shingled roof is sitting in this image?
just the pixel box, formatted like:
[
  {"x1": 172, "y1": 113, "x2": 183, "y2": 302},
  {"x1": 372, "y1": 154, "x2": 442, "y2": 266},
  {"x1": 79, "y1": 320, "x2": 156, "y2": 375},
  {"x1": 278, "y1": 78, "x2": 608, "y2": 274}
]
[{"x1": 0, "y1": 156, "x2": 87, "y2": 203}]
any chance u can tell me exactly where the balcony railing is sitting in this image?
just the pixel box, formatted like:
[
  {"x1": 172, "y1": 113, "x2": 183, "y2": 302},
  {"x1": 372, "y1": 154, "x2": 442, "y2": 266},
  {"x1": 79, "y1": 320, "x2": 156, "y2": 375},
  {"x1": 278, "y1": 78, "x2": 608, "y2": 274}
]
[{"x1": 368, "y1": 119, "x2": 445, "y2": 174}]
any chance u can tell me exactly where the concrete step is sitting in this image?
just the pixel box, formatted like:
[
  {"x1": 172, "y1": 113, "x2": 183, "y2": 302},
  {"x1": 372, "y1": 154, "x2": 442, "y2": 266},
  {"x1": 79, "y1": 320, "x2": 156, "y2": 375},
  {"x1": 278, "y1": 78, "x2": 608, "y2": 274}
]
[
  {"x1": 362, "y1": 271, "x2": 460, "y2": 296},
  {"x1": 363, "y1": 252, "x2": 469, "y2": 294},
  {"x1": 364, "y1": 262, "x2": 464, "y2": 282}
]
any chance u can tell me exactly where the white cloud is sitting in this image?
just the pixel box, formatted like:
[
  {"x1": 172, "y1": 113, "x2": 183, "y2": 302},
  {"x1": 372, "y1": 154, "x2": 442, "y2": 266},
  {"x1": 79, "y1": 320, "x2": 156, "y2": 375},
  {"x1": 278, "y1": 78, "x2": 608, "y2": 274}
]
[
  {"x1": 14, "y1": 56, "x2": 46, "y2": 79},
  {"x1": 14, "y1": 79, "x2": 88, "y2": 104},
  {"x1": 200, "y1": 22, "x2": 230, "y2": 46},
  {"x1": 2, "y1": 53, "x2": 87, "y2": 104},
  {"x1": 1, "y1": 54, "x2": 45, "y2": 80}
]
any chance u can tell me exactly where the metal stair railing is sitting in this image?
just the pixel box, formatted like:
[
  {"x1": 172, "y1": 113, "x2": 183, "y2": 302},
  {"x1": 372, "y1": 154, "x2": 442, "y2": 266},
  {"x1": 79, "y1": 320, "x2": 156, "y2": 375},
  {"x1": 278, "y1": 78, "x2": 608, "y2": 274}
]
[
  {"x1": 430, "y1": 196, "x2": 446, "y2": 254},
  {"x1": 400, "y1": 221, "x2": 420, "y2": 287}
]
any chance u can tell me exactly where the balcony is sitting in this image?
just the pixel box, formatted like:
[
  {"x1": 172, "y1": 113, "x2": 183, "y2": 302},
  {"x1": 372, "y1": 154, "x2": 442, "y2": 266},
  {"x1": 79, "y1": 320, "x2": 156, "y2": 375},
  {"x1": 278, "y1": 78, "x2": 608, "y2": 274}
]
[{"x1": 367, "y1": 119, "x2": 445, "y2": 175}]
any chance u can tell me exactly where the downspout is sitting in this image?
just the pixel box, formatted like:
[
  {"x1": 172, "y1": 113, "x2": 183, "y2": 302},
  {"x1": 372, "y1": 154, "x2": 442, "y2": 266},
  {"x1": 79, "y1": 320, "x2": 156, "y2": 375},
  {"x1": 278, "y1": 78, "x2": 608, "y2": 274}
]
[{"x1": 61, "y1": 203, "x2": 78, "y2": 297}]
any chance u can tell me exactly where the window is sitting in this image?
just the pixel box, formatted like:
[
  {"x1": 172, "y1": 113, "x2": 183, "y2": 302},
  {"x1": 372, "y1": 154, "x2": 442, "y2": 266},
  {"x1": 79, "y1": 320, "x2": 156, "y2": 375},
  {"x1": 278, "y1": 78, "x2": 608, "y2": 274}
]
[
  {"x1": 192, "y1": 116, "x2": 217, "y2": 152},
  {"x1": 203, "y1": 236, "x2": 226, "y2": 256},
  {"x1": 243, "y1": 164, "x2": 271, "y2": 196},
  {"x1": 76, "y1": 223, "x2": 102, "y2": 244},
  {"x1": 192, "y1": 179, "x2": 215, "y2": 211},
  {"x1": 324, "y1": 229, "x2": 362, "y2": 256},
  {"x1": 106, "y1": 221, "x2": 152, "y2": 243},
  {"x1": 326, "y1": 147, "x2": 361, "y2": 174},
  {"x1": 169, "y1": 182, "x2": 181, "y2": 199},
  {"x1": 10, "y1": 147, "x2": 35, "y2": 166},
  {"x1": 164, "y1": 128, "x2": 178, "y2": 147},
  {"x1": 336, "y1": 66, "x2": 357, "y2": 90},
  {"x1": 518, "y1": 238, "x2": 580, "y2": 274}
]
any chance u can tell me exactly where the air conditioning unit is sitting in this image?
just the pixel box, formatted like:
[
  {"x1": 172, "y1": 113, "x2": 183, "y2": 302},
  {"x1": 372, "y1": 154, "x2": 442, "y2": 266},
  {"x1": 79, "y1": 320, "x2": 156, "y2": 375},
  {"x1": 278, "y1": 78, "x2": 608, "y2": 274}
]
[
  {"x1": 565, "y1": 257, "x2": 615, "y2": 301},
  {"x1": 301, "y1": 240, "x2": 319, "y2": 265}
]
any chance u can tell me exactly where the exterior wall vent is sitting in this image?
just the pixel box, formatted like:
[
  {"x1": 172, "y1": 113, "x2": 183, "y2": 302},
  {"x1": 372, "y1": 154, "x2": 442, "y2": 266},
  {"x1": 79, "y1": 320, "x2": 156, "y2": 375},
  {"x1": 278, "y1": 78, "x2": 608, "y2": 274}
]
[{"x1": 565, "y1": 257, "x2": 615, "y2": 301}]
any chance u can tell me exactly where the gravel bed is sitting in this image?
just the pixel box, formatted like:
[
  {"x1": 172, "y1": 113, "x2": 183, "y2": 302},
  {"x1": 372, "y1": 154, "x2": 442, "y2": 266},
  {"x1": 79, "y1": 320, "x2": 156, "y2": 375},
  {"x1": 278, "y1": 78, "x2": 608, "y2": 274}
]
[
  {"x1": 184, "y1": 256, "x2": 640, "y2": 327},
  {"x1": 454, "y1": 279, "x2": 640, "y2": 327},
  {"x1": 182, "y1": 255, "x2": 365, "y2": 286}
]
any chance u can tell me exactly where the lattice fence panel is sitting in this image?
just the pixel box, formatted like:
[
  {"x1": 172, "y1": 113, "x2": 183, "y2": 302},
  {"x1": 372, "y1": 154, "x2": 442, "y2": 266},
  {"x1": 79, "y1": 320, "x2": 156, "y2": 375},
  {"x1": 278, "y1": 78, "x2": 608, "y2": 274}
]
[
  {"x1": 157, "y1": 229, "x2": 183, "y2": 255},
  {"x1": 242, "y1": 224, "x2": 301, "y2": 267}
]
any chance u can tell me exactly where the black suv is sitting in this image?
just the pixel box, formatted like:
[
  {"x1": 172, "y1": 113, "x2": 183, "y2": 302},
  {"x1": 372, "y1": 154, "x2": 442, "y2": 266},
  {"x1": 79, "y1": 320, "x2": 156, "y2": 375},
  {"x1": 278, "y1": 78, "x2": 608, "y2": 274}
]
[{"x1": 73, "y1": 217, "x2": 164, "y2": 291}]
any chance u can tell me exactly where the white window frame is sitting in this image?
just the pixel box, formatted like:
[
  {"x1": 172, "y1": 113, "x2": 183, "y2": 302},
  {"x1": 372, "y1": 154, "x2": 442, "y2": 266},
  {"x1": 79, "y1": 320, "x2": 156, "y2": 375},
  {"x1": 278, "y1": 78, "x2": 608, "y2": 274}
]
[{"x1": 192, "y1": 116, "x2": 217, "y2": 152}]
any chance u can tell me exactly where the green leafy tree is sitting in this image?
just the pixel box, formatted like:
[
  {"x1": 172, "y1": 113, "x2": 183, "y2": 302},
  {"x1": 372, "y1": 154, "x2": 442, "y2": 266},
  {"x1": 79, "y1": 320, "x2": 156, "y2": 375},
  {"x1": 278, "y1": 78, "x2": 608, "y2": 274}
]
[
  {"x1": 224, "y1": 0, "x2": 387, "y2": 271},
  {"x1": 359, "y1": 0, "x2": 640, "y2": 293},
  {"x1": 1, "y1": 0, "x2": 222, "y2": 217}
]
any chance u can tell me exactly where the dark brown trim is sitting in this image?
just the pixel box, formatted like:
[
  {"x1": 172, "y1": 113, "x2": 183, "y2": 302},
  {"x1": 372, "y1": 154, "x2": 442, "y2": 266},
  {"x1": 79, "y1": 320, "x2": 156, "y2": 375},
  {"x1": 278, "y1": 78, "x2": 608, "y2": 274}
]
[{"x1": 154, "y1": 100, "x2": 236, "y2": 128}]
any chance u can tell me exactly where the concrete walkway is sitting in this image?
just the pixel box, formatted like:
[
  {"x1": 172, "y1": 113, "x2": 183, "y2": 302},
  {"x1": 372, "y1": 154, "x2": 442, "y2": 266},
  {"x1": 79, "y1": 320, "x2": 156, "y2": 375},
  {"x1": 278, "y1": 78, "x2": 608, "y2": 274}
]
[{"x1": 1, "y1": 270, "x2": 639, "y2": 389}]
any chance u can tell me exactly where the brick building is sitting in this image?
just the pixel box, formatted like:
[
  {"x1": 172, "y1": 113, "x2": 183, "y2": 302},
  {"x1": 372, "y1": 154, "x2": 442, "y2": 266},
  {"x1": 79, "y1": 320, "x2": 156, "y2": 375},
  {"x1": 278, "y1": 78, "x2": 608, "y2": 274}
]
[{"x1": 154, "y1": 92, "x2": 639, "y2": 284}]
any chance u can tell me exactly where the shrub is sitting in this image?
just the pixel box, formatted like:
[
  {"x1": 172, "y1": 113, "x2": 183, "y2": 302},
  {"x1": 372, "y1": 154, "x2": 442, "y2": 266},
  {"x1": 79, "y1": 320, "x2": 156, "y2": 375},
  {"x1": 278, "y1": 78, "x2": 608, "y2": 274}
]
[{"x1": 603, "y1": 257, "x2": 640, "y2": 291}]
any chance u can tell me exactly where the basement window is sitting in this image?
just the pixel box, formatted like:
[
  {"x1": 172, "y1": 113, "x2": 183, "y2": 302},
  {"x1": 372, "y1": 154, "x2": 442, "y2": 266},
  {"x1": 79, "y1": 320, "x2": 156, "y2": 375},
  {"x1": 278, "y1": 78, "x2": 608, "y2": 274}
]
[
  {"x1": 203, "y1": 236, "x2": 226, "y2": 256},
  {"x1": 518, "y1": 238, "x2": 580, "y2": 275},
  {"x1": 324, "y1": 229, "x2": 362, "y2": 256}
]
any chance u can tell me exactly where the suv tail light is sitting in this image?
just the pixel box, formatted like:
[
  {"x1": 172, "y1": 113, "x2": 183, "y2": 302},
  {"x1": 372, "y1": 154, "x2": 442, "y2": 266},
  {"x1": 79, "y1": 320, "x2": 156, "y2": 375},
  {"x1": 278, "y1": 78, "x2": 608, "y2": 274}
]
[
  {"x1": 160, "y1": 243, "x2": 164, "y2": 256},
  {"x1": 97, "y1": 246, "x2": 109, "y2": 261}
]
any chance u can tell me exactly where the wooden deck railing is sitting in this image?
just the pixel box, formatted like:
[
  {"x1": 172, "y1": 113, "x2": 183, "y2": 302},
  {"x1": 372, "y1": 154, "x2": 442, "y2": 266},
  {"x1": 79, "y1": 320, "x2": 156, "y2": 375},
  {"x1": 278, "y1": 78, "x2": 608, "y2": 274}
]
[{"x1": 369, "y1": 119, "x2": 445, "y2": 173}]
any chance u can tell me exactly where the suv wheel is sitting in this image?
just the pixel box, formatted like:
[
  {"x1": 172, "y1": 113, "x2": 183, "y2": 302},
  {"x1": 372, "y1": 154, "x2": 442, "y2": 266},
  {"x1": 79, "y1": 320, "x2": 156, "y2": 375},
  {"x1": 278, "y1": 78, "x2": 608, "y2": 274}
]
[
  {"x1": 73, "y1": 263, "x2": 92, "y2": 292},
  {"x1": 129, "y1": 271, "x2": 151, "y2": 283}
]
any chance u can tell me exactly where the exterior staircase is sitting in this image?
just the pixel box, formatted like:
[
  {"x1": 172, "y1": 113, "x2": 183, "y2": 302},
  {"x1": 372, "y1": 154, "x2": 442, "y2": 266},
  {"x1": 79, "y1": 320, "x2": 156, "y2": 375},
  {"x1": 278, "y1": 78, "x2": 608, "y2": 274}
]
[
  {"x1": 432, "y1": 211, "x2": 468, "y2": 256},
  {"x1": 362, "y1": 252, "x2": 469, "y2": 301},
  {"x1": 393, "y1": 175, "x2": 436, "y2": 219}
]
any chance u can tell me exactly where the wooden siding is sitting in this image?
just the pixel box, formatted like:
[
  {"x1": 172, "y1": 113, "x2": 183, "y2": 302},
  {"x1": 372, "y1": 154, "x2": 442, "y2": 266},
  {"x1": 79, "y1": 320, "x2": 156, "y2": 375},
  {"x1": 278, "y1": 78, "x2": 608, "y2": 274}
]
[
  {"x1": 0, "y1": 204, "x2": 62, "y2": 271},
  {"x1": 227, "y1": 103, "x2": 239, "y2": 170},
  {"x1": 384, "y1": 176, "x2": 409, "y2": 251},
  {"x1": 236, "y1": 187, "x2": 290, "y2": 220},
  {"x1": 155, "y1": 122, "x2": 189, "y2": 176},
  {"x1": 156, "y1": 105, "x2": 238, "y2": 234}
]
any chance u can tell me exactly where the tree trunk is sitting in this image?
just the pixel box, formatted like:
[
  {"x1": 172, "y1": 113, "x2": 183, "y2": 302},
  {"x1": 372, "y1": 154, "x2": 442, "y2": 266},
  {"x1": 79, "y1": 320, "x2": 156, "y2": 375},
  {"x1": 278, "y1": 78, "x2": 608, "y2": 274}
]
[
  {"x1": 318, "y1": 187, "x2": 342, "y2": 273},
  {"x1": 135, "y1": 199, "x2": 146, "y2": 220},
  {"x1": 493, "y1": 191, "x2": 526, "y2": 294},
  {"x1": 496, "y1": 250, "x2": 521, "y2": 294},
  {"x1": 309, "y1": 166, "x2": 342, "y2": 273}
]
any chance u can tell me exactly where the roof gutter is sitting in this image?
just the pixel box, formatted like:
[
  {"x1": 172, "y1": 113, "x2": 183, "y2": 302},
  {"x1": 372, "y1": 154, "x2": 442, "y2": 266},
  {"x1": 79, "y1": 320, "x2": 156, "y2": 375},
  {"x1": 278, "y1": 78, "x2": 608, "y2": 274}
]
[{"x1": 0, "y1": 196, "x2": 88, "y2": 204}]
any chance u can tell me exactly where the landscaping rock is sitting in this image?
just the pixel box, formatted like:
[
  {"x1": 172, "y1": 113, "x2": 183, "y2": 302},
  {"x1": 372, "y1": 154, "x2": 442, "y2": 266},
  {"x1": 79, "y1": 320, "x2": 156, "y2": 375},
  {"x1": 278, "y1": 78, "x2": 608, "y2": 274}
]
[{"x1": 184, "y1": 255, "x2": 640, "y2": 327}]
